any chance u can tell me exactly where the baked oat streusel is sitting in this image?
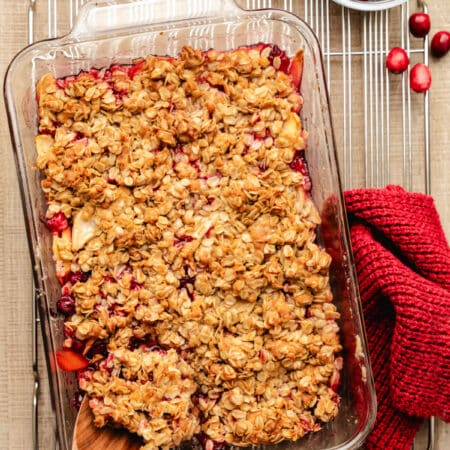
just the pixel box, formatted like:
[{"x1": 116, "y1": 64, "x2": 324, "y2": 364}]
[{"x1": 36, "y1": 44, "x2": 342, "y2": 449}]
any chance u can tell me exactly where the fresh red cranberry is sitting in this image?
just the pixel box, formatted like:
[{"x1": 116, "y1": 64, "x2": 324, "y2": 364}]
[
  {"x1": 46, "y1": 212, "x2": 69, "y2": 236},
  {"x1": 409, "y1": 13, "x2": 431, "y2": 38},
  {"x1": 57, "y1": 295, "x2": 76, "y2": 316},
  {"x1": 386, "y1": 47, "x2": 409, "y2": 74},
  {"x1": 268, "y1": 44, "x2": 290, "y2": 73},
  {"x1": 431, "y1": 31, "x2": 450, "y2": 57},
  {"x1": 410, "y1": 63, "x2": 432, "y2": 93}
]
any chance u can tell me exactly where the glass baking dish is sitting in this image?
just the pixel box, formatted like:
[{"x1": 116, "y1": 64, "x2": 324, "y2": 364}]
[{"x1": 4, "y1": 0, "x2": 376, "y2": 449}]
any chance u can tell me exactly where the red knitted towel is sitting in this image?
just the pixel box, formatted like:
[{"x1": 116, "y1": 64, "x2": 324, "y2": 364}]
[{"x1": 344, "y1": 185, "x2": 450, "y2": 450}]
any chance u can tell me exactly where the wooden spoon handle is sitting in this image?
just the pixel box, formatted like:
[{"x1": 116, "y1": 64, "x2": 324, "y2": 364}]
[{"x1": 73, "y1": 396, "x2": 142, "y2": 450}]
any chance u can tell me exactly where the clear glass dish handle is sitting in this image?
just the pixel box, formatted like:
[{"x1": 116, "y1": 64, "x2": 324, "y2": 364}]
[{"x1": 71, "y1": 0, "x2": 242, "y2": 39}]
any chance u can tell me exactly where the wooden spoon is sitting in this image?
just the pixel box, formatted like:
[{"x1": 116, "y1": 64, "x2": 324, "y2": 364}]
[{"x1": 72, "y1": 396, "x2": 142, "y2": 450}]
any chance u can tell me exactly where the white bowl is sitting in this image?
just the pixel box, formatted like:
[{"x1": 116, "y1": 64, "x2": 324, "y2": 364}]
[{"x1": 332, "y1": 0, "x2": 407, "y2": 11}]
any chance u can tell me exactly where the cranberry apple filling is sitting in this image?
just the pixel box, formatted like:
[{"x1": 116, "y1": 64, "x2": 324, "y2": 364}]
[{"x1": 36, "y1": 44, "x2": 341, "y2": 449}]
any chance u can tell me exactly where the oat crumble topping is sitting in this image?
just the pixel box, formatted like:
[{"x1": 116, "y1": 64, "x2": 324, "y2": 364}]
[{"x1": 36, "y1": 44, "x2": 342, "y2": 449}]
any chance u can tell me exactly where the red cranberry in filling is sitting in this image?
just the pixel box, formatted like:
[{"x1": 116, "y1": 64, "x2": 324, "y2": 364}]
[
  {"x1": 46, "y1": 212, "x2": 69, "y2": 236},
  {"x1": 57, "y1": 295, "x2": 76, "y2": 316},
  {"x1": 268, "y1": 44, "x2": 290, "y2": 73},
  {"x1": 179, "y1": 275, "x2": 195, "y2": 290},
  {"x1": 109, "y1": 302, "x2": 127, "y2": 317},
  {"x1": 72, "y1": 131, "x2": 85, "y2": 141},
  {"x1": 197, "y1": 433, "x2": 228, "y2": 450},
  {"x1": 289, "y1": 150, "x2": 311, "y2": 191},
  {"x1": 129, "y1": 336, "x2": 168, "y2": 354},
  {"x1": 69, "y1": 337, "x2": 84, "y2": 353},
  {"x1": 70, "y1": 270, "x2": 91, "y2": 284},
  {"x1": 128, "y1": 336, "x2": 142, "y2": 351},
  {"x1": 86, "y1": 340, "x2": 108, "y2": 359},
  {"x1": 127, "y1": 61, "x2": 145, "y2": 79},
  {"x1": 179, "y1": 271, "x2": 196, "y2": 301}
]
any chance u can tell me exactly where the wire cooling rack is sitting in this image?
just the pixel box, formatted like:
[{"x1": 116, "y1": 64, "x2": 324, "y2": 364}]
[{"x1": 27, "y1": 0, "x2": 433, "y2": 449}]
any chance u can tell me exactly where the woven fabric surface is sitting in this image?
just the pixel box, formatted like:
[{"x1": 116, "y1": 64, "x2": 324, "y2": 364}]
[{"x1": 344, "y1": 185, "x2": 450, "y2": 450}]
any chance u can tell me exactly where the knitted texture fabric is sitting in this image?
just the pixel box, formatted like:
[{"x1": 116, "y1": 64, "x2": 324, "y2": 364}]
[{"x1": 344, "y1": 185, "x2": 450, "y2": 450}]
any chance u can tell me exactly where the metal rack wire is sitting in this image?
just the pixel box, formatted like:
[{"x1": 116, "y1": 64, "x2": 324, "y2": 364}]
[{"x1": 27, "y1": 0, "x2": 433, "y2": 449}]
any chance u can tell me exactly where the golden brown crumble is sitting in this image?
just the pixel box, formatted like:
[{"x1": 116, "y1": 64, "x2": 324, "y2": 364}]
[{"x1": 36, "y1": 44, "x2": 342, "y2": 449}]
